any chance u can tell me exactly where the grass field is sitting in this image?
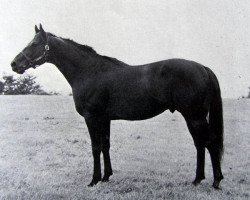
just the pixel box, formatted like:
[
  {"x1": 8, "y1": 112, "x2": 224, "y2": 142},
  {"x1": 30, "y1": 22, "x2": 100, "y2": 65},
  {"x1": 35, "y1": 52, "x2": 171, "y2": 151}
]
[{"x1": 0, "y1": 96, "x2": 249, "y2": 199}]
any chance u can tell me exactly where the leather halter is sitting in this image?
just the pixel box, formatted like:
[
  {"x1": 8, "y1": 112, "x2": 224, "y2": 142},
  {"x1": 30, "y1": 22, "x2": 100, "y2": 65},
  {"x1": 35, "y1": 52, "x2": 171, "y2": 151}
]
[{"x1": 21, "y1": 44, "x2": 50, "y2": 69}]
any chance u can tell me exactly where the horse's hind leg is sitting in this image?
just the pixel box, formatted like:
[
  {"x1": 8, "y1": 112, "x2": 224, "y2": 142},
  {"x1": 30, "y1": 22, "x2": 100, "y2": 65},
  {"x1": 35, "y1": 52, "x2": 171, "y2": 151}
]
[
  {"x1": 206, "y1": 142, "x2": 224, "y2": 189},
  {"x1": 184, "y1": 116, "x2": 209, "y2": 185},
  {"x1": 194, "y1": 146, "x2": 205, "y2": 185}
]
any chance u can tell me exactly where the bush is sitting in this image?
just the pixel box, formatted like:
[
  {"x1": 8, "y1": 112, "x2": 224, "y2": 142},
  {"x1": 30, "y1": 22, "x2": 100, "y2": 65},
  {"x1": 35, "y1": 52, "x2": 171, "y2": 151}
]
[
  {"x1": 0, "y1": 74, "x2": 51, "y2": 95},
  {"x1": 0, "y1": 81, "x2": 3, "y2": 94}
]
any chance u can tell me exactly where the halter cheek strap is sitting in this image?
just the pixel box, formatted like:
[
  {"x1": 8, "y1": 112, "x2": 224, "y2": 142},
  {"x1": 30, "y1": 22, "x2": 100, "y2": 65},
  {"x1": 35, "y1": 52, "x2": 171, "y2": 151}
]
[{"x1": 21, "y1": 44, "x2": 50, "y2": 69}]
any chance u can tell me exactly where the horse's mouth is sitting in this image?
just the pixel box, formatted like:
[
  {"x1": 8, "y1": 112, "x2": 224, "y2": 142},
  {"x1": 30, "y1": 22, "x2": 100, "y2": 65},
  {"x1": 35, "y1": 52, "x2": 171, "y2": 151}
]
[{"x1": 12, "y1": 66, "x2": 27, "y2": 74}]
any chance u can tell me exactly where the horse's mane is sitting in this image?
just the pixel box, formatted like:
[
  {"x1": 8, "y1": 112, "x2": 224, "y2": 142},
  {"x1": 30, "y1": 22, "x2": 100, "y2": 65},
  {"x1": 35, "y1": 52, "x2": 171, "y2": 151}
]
[
  {"x1": 63, "y1": 38, "x2": 97, "y2": 55},
  {"x1": 101, "y1": 56, "x2": 128, "y2": 67},
  {"x1": 50, "y1": 33, "x2": 128, "y2": 67}
]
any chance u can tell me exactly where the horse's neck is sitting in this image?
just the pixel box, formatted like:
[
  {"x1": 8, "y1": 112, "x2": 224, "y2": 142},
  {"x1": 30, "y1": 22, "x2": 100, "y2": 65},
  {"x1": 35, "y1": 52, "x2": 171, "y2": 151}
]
[{"x1": 48, "y1": 37, "x2": 100, "y2": 86}]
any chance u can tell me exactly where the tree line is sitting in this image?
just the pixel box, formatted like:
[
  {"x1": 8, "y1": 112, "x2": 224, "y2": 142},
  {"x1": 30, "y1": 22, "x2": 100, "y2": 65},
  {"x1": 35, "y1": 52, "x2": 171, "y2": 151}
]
[{"x1": 0, "y1": 74, "x2": 59, "y2": 95}]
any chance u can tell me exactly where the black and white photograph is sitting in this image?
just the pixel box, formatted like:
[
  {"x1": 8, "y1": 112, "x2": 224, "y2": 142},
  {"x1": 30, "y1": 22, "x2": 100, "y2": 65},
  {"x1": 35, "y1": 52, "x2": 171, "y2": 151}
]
[{"x1": 0, "y1": 0, "x2": 249, "y2": 199}]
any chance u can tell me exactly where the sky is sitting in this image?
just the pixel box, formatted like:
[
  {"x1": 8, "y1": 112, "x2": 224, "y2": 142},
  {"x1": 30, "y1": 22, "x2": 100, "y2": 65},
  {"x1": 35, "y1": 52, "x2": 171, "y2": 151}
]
[{"x1": 0, "y1": 0, "x2": 249, "y2": 98}]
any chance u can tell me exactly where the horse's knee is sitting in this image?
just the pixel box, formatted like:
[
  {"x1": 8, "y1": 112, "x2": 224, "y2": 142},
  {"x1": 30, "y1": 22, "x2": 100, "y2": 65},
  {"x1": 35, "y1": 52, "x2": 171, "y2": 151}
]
[
  {"x1": 102, "y1": 144, "x2": 110, "y2": 152},
  {"x1": 102, "y1": 136, "x2": 110, "y2": 152},
  {"x1": 92, "y1": 145, "x2": 101, "y2": 156},
  {"x1": 206, "y1": 142, "x2": 221, "y2": 155}
]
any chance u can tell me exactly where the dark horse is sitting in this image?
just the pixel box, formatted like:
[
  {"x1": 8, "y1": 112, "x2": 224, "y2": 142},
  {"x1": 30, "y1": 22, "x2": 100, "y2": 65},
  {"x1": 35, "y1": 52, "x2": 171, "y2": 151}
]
[{"x1": 11, "y1": 25, "x2": 224, "y2": 188}]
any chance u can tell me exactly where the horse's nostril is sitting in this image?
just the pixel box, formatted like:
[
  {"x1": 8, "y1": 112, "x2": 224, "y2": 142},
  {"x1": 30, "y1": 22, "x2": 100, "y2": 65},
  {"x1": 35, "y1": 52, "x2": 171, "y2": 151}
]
[{"x1": 11, "y1": 61, "x2": 16, "y2": 68}]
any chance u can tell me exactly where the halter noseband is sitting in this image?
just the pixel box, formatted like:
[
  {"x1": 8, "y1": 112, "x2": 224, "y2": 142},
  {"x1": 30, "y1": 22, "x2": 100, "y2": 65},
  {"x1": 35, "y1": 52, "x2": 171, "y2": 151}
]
[{"x1": 21, "y1": 44, "x2": 50, "y2": 69}]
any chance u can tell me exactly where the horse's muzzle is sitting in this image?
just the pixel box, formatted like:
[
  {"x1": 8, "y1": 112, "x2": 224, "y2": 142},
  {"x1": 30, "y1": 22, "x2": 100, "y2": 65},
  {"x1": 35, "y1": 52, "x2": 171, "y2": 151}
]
[{"x1": 11, "y1": 61, "x2": 26, "y2": 74}]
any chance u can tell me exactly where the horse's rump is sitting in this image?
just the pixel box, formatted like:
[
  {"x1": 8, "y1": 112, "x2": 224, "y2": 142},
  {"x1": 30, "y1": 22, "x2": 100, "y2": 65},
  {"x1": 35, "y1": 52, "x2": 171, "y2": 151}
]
[{"x1": 145, "y1": 59, "x2": 210, "y2": 112}]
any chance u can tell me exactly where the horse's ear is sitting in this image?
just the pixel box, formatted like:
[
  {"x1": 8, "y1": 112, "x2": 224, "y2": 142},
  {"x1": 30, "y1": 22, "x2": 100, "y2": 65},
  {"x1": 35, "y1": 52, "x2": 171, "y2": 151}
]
[
  {"x1": 35, "y1": 25, "x2": 39, "y2": 33},
  {"x1": 39, "y1": 24, "x2": 47, "y2": 40}
]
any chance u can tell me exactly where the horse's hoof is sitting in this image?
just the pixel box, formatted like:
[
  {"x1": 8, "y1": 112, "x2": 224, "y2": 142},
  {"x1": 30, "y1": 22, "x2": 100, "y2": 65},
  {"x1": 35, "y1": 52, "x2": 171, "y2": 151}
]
[
  {"x1": 101, "y1": 173, "x2": 113, "y2": 182},
  {"x1": 212, "y1": 175, "x2": 223, "y2": 189},
  {"x1": 101, "y1": 176, "x2": 109, "y2": 182},
  {"x1": 88, "y1": 182, "x2": 95, "y2": 187},
  {"x1": 192, "y1": 180, "x2": 201, "y2": 186},
  {"x1": 88, "y1": 181, "x2": 99, "y2": 187},
  {"x1": 88, "y1": 178, "x2": 101, "y2": 187},
  {"x1": 212, "y1": 181, "x2": 221, "y2": 189},
  {"x1": 192, "y1": 176, "x2": 205, "y2": 186}
]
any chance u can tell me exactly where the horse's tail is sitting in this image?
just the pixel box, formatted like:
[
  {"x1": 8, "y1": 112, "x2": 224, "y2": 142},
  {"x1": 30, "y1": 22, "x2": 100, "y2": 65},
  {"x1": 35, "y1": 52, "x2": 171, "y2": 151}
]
[{"x1": 206, "y1": 67, "x2": 224, "y2": 161}]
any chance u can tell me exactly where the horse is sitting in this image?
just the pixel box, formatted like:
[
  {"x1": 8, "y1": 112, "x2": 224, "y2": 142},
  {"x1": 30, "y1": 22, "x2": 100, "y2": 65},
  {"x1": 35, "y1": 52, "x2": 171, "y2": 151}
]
[{"x1": 11, "y1": 24, "x2": 224, "y2": 189}]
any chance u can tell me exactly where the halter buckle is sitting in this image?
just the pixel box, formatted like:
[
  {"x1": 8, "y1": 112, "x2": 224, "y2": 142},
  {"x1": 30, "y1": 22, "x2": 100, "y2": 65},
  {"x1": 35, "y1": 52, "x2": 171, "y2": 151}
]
[{"x1": 45, "y1": 45, "x2": 50, "y2": 51}]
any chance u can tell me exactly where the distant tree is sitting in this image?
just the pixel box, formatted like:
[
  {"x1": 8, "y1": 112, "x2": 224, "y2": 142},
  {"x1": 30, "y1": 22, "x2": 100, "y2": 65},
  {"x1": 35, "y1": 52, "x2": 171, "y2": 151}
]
[
  {"x1": 0, "y1": 81, "x2": 4, "y2": 94},
  {"x1": 48, "y1": 91, "x2": 61, "y2": 95},
  {"x1": 2, "y1": 74, "x2": 49, "y2": 95},
  {"x1": 248, "y1": 87, "x2": 250, "y2": 98},
  {"x1": 2, "y1": 75, "x2": 17, "y2": 95}
]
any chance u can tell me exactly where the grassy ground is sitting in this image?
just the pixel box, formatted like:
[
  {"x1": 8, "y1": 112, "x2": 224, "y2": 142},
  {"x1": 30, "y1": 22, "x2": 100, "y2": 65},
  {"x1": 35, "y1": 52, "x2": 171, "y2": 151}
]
[{"x1": 0, "y1": 96, "x2": 249, "y2": 200}]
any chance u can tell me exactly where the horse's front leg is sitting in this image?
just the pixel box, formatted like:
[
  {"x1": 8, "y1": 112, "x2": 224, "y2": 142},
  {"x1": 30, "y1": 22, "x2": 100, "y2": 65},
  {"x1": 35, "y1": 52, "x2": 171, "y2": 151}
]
[
  {"x1": 85, "y1": 116, "x2": 110, "y2": 186},
  {"x1": 101, "y1": 121, "x2": 113, "y2": 182}
]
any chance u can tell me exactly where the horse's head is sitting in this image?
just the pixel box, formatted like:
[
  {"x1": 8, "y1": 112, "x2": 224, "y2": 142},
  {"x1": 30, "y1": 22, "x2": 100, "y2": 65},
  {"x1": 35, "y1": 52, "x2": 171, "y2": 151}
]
[{"x1": 11, "y1": 24, "x2": 50, "y2": 74}]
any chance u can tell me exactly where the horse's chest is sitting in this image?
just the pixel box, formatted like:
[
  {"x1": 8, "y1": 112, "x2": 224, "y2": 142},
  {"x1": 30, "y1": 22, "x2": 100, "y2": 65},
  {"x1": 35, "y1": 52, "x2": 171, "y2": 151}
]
[
  {"x1": 73, "y1": 97, "x2": 91, "y2": 118},
  {"x1": 72, "y1": 88, "x2": 108, "y2": 118}
]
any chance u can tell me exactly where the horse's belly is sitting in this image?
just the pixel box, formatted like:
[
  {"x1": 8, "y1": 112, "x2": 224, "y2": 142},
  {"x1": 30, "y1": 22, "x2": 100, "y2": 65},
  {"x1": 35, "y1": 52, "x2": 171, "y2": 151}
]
[{"x1": 108, "y1": 97, "x2": 168, "y2": 120}]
